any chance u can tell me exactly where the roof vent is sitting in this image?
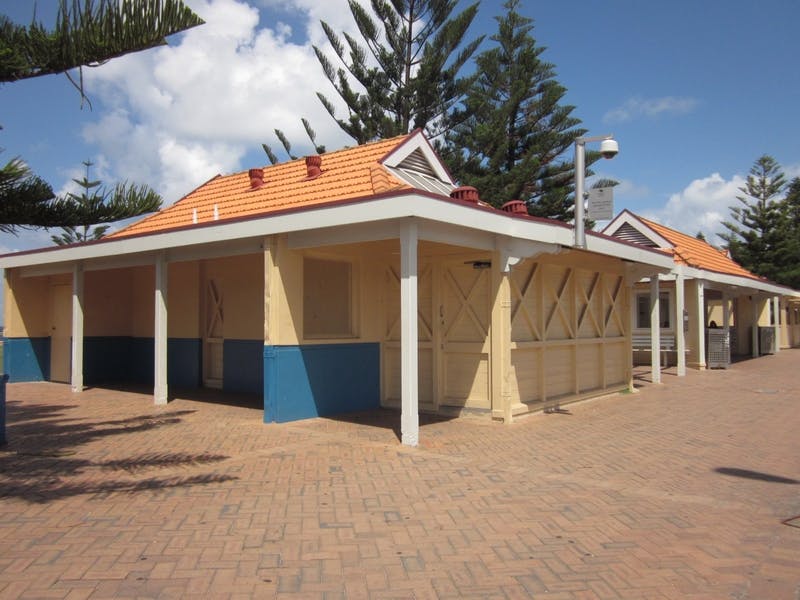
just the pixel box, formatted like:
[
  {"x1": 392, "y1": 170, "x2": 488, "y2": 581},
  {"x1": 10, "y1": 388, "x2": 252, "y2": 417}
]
[
  {"x1": 501, "y1": 200, "x2": 527, "y2": 215},
  {"x1": 305, "y1": 155, "x2": 322, "y2": 179},
  {"x1": 450, "y1": 185, "x2": 480, "y2": 203},
  {"x1": 248, "y1": 168, "x2": 264, "y2": 189}
]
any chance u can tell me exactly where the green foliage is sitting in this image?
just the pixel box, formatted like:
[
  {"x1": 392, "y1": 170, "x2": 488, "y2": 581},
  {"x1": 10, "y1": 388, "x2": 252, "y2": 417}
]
[
  {"x1": 314, "y1": 0, "x2": 483, "y2": 143},
  {"x1": 442, "y1": 0, "x2": 588, "y2": 220},
  {"x1": 0, "y1": 0, "x2": 204, "y2": 83},
  {"x1": 0, "y1": 157, "x2": 58, "y2": 233},
  {"x1": 50, "y1": 160, "x2": 162, "y2": 245},
  {"x1": 775, "y1": 177, "x2": 800, "y2": 289},
  {"x1": 0, "y1": 0, "x2": 202, "y2": 232},
  {"x1": 720, "y1": 155, "x2": 787, "y2": 283},
  {"x1": 262, "y1": 119, "x2": 327, "y2": 165}
]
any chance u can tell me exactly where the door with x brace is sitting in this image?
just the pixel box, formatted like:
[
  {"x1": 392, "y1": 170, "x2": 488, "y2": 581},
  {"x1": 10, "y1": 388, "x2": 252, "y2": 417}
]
[
  {"x1": 203, "y1": 278, "x2": 224, "y2": 389},
  {"x1": 441, "y1": 260, "x2": 491, "y2": 409}
]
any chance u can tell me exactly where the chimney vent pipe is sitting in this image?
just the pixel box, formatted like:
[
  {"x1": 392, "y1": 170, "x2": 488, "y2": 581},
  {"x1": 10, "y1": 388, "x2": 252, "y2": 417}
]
[
  {"x1": 449, "y1": 185, "x2": 480, "y2": 203},
  {"x1": 249, "y1": 167, "x2": 264, "y2": 189},
  {"x1": 305, "y1": 155, "x2": 322, "y2": 178}
]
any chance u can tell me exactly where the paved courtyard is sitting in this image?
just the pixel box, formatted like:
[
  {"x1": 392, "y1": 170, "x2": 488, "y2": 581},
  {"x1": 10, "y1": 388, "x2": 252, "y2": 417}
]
[{"x1": 1, "y1": 351, "x2": 799, "y2": 599}]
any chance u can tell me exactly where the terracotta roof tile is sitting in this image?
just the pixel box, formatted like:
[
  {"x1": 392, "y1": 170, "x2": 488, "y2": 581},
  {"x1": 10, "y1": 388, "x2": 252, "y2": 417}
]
[
  {"x1": 639, "y1": 216, "x2": 762, "y2": 280},
  {"x1": 109, "y1": 134, "x2": 413, "y2": 239}
]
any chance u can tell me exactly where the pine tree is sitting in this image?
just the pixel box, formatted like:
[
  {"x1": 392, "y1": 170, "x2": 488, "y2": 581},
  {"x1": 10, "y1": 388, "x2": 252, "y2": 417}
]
[
  {"x1": 50, "y1": 160, "x2": 162, "y2": 245},
  {"x1": 720, "y1": 155, "x2": 786, "y2": 282},
  {"x1": 314, "y1": 0, "x2": 483, "y2": 143},
  {"x1": 776, "y1": 177, "x2": 800, "y2": 288},
  {"x1": 442, "y1": 0, "x2": 588, "y2": 218},
  {"x1": 0, "y1": 0, "x2": 203, "y2": 232}
]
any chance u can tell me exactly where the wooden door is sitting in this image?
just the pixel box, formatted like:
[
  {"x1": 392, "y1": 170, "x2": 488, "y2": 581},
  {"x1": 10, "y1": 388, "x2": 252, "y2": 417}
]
[
  {"x1": 383, "y1": 262, "x2": 435, "y2": 409},
  {"x1": 441, "y1": 262, "x2": 490, "y2": 408},
  {"x1": 50, "y1": 283, "x2": 71, "y2": 383},
  {"x1": 203, "y1": 279, "x2": 224, "y2": 389}
]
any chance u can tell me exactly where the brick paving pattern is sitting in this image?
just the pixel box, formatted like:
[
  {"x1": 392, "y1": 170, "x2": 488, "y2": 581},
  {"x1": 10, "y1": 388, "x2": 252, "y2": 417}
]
[{"x1": 1, "y1": 351, "x2": 799, "y2": 599}]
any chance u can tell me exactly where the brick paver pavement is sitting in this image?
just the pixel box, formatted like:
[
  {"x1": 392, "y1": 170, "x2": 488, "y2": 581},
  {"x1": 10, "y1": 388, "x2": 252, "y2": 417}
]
[{"x1": 1, "y1": 350, "x2": 799, "y2": 599}]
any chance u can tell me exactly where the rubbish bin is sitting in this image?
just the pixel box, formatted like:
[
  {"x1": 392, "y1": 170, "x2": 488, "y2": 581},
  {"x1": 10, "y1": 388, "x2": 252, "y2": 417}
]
[{"x1": 0, "y1": 373, "x2": 8, "y2": 445}]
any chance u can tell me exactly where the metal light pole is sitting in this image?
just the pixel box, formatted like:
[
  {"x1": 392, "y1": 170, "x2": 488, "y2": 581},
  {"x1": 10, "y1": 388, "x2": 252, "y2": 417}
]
[{"x1": 573, "y1": 134, "x2": 618, "y2": 248}]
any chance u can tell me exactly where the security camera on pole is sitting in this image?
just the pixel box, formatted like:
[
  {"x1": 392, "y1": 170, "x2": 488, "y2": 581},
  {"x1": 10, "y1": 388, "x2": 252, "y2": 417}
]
[{"x1": 573, "y1": 135, "x2": 619, "y2": 248}]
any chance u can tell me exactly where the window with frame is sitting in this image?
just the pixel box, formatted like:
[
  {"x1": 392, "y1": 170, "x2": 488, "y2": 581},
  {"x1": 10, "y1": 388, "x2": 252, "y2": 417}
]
[
  {"x1": 303, "y1": 256, "x2": 354, "y2": 338},
  {"x1": 636, "y1": 292, "x2": 671, "y2": 329}
]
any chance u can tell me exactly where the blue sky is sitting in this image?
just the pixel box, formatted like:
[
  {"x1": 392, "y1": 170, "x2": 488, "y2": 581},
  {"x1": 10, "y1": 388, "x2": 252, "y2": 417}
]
[{"x1": 1, "y1": 0, "x2": 800, "y2": 261}]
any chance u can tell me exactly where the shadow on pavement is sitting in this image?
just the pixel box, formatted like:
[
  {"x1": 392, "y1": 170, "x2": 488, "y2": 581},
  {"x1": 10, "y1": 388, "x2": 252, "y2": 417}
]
[
  {"x1": 714, "y1": 467, "x2": 799, "y2": 484},
  {"x1": 0, "y1": 399, "x2": 236, "y2": 503}
]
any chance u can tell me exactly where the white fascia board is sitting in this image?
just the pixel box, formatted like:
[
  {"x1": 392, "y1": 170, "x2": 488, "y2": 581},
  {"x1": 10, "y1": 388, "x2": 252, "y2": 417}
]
[
  {"x1": 1, "y1": 192, "x2": 674, "y2": 273},
  {"x1": 679, "y1": 265, "x2": 800, "y2": 297},
  {"x1": 583, "y1": 234, "x2": 674, "y2": 271}
]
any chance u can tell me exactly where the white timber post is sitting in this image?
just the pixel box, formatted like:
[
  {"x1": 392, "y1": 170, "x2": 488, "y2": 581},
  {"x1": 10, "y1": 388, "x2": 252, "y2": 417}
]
[
  {"x1": 675, "y1": 271, "x2": 686, "y2": 377},
  {"x1": 722, "y1": 292, "x2": 731, "y2": 363},
  {"x1": 695, "y1": 279, "x2": 706, "y2": 369},
  {"x1": 650, "y1": 275, "x2": 661, "y2": 384},
  {"x1": 154, "y1": 253, "x2": 169, "y2": 405},
  {"x1": 626, "y1": 283, "x2": 636, "y2": 392},
  {"x1": 772, "y1": 296, "x2": 780, "y2": 353},
  {"x1": 751, "y1": 296, "x2": 760, "y2": 358},
  {"x1": 400, "y1": 221, "x2": 419, "y2": 446},
  {"x1": 71, "y1": 263, "x2": 84, "y2": 393}
]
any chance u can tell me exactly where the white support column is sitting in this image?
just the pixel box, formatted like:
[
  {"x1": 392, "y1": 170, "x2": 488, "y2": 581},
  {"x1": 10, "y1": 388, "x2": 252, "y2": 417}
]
[
  {"x1": 751, "y1": 296, "x2": 760, "y2": 358},
  {"x1": 626, "y1": 284, "x2": 636, "y2": 392},
  {"x1": 400, "y1": 222, "x2": 419, "y2": 446},
  {"x1": 154, "y1": 254, "x2": 169, "y2": 405},
  {"x1": 650, "y1": 276, "x2": 661, "y2": 384},
  {"x1": 695, "y1": 279, "x2": 706, "y2": 369},
  {"x1": 71, "y1": 263, "x2": 84, "y2": 393},
  {"x1": 772, "y1": 296, "x2": 780, "y2": 353},
  {"x1": 722, "y1": 291, "x2": 731, "y2": 366},
  {"x1": 675, "y1": 272, "x2": 686, "y2": 377},
  {"x1": 722, "y1": 292, "x2": 731, "y2": 335}
]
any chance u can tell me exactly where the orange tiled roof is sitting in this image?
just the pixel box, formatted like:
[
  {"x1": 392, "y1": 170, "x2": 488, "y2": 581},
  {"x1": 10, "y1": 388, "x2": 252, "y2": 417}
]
[
  {"x1": 109, "y1": 134, "x2": 413, "y2": 238},
  {"x1": 639, "y1": 216, "x2": 762, "y2": 280}
]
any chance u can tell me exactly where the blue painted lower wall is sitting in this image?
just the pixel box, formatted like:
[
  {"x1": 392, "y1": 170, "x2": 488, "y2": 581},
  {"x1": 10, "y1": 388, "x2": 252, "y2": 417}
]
[
  {"x1": 3, "y1": 338, "x2": 50, "y2": 382},
  {"x1": 223, "y1": 339, "x2": 263, "y2": 395},
  {"x1": 84, "y1": 337, "x2": 201, "y2": 387},
  {"x1": 5, "y1": 337, "x2": 380, "y2": 424},
  {"x1": 3, "y1": 336, "x2": 202, "y2": 388},
  {"x1": 264, "y1": 343, "x2": 380, "y2": 423}
]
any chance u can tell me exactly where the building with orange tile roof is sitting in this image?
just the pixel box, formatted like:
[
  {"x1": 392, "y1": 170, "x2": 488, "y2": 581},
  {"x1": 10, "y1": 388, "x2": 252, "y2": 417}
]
[
  {"x1": 2, "y1": 132, "x2": 697, "y2": 444},
  {"x1": 604, "y1": 210, "x2": 800, "y2": 375}
]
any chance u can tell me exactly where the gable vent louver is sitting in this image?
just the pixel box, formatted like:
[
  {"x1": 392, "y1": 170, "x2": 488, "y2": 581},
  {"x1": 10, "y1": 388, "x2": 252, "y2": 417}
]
[
  {"x1": 397, "y1": 148, "x2": 437, "y2": 177},
  {"x1": 613, "y1": 223, "x2": 659, "y2": 247},
  {"x1": 387, "y1": 146, "x2": 454, "y2": 196}
]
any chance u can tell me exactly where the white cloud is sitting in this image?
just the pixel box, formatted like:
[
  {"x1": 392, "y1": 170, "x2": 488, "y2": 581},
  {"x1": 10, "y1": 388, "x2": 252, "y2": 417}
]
[
  {"x1": 643, "y1": 172, "x2": 746, "y2": 245},
  {"x1": 603, "y1": 96, "x2": 699, "y2": 124},
  {"x1": 785, "y1": 162, "x2": 800, "y2": 180},
  {"x1": 81, "y1": 0, "x2": 355, "y2": 204}
]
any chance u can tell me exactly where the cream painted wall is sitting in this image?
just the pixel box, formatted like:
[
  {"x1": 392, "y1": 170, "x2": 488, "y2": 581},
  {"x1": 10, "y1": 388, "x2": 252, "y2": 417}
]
[
  {"x1": 4, "y1": 270, "x2": 50, "y2": 337},
  {"x1": 84, "y1": 269, "x2": 134, "y2": 336},
  {"x1": 508, "y1": 251, "x2": 630, "y2": 408},
  {"x1": 129, "y1": 266, "x2": 154, "y2": 338},
  {"x1": 203, "y1": 253, "x2": 264, "y2": 341},
  {"x1": 268, "y1": 234, "x2": 388, "y2": 346},
  {"x1": 168, "y1": 261, "x2": 200, "y2": 338}
]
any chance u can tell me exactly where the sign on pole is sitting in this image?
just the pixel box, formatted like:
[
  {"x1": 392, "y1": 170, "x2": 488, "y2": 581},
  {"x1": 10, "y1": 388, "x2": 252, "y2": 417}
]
[{"x1": 588, "y1": 186, "x2": 614, "y2": 220}]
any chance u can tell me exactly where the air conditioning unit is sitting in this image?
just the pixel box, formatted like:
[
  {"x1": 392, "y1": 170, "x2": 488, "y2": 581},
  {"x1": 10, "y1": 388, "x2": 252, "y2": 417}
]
[{"x1": 707, "y1": 329, "x2": 730, "y2": 369}]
